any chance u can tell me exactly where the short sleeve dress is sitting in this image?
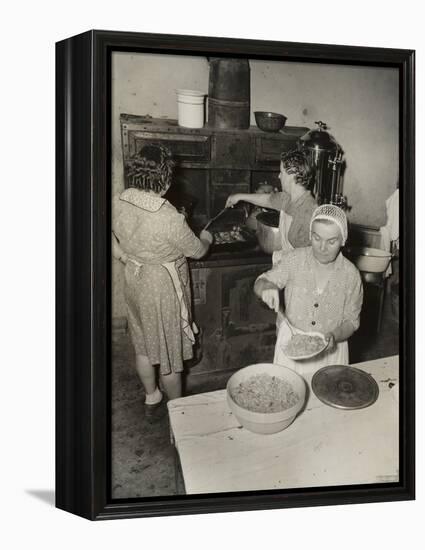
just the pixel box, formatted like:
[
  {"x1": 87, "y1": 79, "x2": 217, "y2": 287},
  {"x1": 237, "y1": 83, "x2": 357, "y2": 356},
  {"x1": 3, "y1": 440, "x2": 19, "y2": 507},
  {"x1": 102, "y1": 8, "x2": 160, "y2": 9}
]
[
  {"x1": 112, "y1": 188, "x2": 203, "y2": 375},
  {"x1": 268, "y1": 190, "x2": 317, "y2": 263}
]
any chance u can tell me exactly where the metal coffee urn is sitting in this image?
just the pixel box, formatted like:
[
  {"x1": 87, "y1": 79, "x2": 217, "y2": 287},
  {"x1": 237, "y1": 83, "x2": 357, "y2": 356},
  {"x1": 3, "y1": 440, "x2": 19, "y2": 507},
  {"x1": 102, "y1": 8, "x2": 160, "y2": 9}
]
[{"x1": 299, "y1": 121, "x2": 347, "y2": 208}]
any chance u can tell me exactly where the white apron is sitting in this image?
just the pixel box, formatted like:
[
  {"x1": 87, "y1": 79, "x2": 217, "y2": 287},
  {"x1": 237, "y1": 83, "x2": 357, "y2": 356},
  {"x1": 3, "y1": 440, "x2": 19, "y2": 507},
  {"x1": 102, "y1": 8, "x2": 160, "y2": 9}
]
[
  {"x1": 272, "y1": 211, "x2": 294, "y2": 329},
  {"x1": 271, "y1": 210, "x2": 294, "y2": 265},
  {"x1": 273, "y1": 317, "x2": 349, "y2": 378},
  {"x1": 127, "y1": 256, "x2": 198, "y2": 344}
]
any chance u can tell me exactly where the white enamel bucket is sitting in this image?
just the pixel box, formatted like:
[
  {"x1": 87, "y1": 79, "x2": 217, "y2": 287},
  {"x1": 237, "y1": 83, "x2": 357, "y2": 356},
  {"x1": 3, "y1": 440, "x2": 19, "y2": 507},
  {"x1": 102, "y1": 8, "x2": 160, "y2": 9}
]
[{"x1": 176, "y1": 89, "x2": 205, "y2": 128}]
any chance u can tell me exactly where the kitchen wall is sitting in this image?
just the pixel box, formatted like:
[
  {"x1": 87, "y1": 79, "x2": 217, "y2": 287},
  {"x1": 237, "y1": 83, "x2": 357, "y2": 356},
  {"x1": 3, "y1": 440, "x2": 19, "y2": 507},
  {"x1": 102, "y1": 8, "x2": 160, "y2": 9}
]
[{"x1": 112, "y1": 52, "x2": 399, "y2": 317}]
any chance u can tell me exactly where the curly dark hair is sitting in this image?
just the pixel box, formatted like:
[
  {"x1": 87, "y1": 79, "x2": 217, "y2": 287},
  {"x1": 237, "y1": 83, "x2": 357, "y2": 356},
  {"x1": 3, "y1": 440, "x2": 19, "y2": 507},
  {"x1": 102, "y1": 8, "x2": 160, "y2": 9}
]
[
  {"x1": 126, "y1": 144, "x2": 175, "y2": 193},
  {"x1": 280, "y1": 150, "x2": 316, "y2": 192}
]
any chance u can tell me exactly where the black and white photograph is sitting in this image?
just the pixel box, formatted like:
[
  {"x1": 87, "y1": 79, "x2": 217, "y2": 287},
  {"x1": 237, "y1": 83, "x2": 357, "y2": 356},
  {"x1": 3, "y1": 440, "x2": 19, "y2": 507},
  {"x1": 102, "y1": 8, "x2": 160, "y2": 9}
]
[
  {"x1": 3, "y1": 0, "x2": 424, "y2": 545},
  {"x1": 110, "y1": 50, "x2": 403, "y2": 499}
]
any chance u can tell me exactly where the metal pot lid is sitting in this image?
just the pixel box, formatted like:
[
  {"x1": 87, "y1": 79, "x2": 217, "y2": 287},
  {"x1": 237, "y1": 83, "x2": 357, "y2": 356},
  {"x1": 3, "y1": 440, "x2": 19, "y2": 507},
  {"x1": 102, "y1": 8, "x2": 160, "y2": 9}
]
[
  {"x1": 299, "y1": 121, "x2": 339, "y2": 152},
  {"x1": 311, "y1": 365, "x2": 379, "y2": 410}
]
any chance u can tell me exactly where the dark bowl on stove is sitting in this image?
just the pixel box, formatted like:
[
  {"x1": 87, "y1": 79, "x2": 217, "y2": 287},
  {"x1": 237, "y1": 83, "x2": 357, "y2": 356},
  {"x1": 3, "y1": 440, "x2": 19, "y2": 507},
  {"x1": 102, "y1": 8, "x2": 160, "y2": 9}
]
[{"x1": 254, "y1": 111, "x2": 287, "y2": 133}]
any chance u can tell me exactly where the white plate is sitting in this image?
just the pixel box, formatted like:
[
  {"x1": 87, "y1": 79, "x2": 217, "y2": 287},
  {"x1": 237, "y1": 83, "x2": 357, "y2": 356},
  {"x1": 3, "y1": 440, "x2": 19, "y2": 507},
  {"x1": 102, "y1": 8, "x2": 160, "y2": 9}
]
[{"x1": 283, "y1": 331, "x2": 328, "y2": 361}]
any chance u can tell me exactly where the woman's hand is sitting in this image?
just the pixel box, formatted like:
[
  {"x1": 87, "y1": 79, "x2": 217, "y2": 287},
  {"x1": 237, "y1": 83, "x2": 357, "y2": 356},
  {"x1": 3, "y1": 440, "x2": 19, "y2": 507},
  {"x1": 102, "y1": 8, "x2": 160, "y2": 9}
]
[
  {"x1": 200, "y1": 229, "x2": 213, "y2": 245},
  {"x1": 225, "y1": 194, "x2": 240, "y2": 208},
  {"x1": 261, "y1": 288, "x2": 280, "y2": 312},
  {"x1": 324, "y1": 332, "x2": 336, "y2": 351}
]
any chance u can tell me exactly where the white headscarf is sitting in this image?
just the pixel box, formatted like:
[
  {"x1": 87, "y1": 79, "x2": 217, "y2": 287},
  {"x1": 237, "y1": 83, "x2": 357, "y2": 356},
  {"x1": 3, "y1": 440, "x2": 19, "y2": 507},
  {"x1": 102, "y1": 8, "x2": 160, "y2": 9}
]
[{"x1": 309, "y1": 204, "x2": 348, "y2": 245}]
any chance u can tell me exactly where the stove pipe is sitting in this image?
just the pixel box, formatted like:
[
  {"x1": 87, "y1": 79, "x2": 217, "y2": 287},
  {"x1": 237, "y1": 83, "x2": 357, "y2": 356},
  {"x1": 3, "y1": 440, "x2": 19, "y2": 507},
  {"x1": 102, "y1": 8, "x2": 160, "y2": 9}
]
[{"x1": 207, "y1": 58, "x2": 250, "y2": 130}]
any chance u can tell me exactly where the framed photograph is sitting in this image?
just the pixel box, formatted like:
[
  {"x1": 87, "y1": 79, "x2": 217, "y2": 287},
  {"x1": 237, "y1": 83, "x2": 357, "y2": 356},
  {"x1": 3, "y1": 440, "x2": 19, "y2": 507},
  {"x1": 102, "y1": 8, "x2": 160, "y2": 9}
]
[{"x1": 56, "y1": 30, "x2": 415, "y2": 520}]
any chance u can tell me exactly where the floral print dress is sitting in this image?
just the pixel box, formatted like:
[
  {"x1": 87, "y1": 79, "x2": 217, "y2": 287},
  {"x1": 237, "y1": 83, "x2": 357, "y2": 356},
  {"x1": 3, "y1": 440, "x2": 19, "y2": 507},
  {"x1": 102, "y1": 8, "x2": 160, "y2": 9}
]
[{"x1": 112, "y1": 189, "x2": 203, "y2": 375}]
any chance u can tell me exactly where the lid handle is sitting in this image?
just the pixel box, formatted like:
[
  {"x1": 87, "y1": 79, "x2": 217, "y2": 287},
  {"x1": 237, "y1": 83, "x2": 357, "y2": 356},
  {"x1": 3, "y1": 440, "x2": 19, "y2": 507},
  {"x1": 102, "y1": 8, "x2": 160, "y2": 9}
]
[{"x1": 314, "y1": 120, "x2": 328, "y2": 131}]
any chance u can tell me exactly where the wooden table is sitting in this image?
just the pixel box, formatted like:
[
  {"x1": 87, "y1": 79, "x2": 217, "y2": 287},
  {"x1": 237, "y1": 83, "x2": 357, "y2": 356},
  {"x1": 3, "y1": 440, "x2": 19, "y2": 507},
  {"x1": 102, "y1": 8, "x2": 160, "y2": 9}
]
[{"x1": 167, "y1": 356, "x2": 399, "y2": 494}]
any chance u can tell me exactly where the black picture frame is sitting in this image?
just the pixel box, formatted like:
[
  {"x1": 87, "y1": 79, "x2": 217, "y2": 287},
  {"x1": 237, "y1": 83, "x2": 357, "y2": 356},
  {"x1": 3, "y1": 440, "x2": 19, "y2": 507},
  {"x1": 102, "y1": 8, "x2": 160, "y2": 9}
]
[{"x1": 56, "y1": 29, "x2": 415, "y2": 521}]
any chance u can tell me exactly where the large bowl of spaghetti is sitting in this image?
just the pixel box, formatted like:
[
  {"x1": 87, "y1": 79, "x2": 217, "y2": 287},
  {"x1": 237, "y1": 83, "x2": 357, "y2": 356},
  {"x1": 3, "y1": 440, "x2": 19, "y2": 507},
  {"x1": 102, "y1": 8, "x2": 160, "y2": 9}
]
[{"x1": 226, "y1": 363, "x2": 306, "y2": 435}]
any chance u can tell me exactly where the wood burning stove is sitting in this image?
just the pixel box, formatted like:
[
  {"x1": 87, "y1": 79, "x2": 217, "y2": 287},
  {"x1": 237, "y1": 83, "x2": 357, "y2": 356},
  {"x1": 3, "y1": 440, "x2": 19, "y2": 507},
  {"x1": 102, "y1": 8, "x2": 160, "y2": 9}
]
[{"x1": 120, "y1": 114, "x2": 308, "y2": 376}]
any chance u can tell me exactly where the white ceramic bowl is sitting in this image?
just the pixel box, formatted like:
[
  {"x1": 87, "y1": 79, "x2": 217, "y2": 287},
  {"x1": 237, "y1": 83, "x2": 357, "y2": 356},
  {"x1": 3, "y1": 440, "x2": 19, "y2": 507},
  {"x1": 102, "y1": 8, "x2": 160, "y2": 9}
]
[
  {"x1": 226, "y1": 363, "x2": 306, "y2": 435},
  {"x1": 347, "y1": 246, "x2": 392, "y2": 273}
]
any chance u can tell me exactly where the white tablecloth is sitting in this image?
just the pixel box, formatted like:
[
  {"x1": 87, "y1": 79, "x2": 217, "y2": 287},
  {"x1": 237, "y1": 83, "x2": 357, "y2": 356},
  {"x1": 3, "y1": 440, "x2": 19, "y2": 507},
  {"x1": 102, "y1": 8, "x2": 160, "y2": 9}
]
[{"x1": 168, "y1": 356, "x2": 399, "y2": 494}]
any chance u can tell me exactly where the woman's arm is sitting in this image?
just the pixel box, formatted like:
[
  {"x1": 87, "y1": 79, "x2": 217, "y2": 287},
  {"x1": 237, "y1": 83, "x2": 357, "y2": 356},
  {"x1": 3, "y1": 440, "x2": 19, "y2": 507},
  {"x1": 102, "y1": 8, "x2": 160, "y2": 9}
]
[
  {"x1": 112, "y1": 231, "x2": 128, "y2": 264},
  {"x1": 170, "y1": 212, "x2": 213, "y2": 260},
  {"x1": 324, "y1": 320, "x2": 357, "y2": 350},
  {"x1": 226, "y1": 193, "x2": 278, "y2": 210},
  {"x1": 254, "y1": 277, "x2": 280, "y2": 312},
  {"x1": 253, "y1": 252, "x2": 293, "y2": 312},
  {"x1": 188, "y1": 230, "x2": 213, "y2": 259},
  {"x1": 325, "y1": 268, "x2": 364, "y2": 349}
]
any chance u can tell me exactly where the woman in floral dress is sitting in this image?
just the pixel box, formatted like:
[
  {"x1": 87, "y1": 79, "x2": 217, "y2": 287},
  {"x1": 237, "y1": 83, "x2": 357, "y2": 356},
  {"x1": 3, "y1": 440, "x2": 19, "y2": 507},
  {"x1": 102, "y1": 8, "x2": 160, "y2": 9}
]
[{"x1": 112, "y1": 144, "x2": 212, "y2": 410}]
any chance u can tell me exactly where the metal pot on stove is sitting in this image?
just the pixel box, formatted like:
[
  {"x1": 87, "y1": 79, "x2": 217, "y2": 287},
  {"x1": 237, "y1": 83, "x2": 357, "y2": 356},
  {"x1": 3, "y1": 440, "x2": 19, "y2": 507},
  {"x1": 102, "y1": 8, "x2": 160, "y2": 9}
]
[
  {"x1": 256, "y1": 211, "x2": 282, "y2": 254},
  {"x1": 245, "y1": 182, "x2": 275, "y2": 231}
]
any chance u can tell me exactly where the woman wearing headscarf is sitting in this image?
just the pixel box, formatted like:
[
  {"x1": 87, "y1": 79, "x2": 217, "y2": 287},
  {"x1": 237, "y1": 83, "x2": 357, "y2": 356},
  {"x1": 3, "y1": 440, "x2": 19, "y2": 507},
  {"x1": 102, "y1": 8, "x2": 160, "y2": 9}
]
[
  {"x1": 254, "y1": 204, "x2": 363, "y2": 375},
  {"x1": 112, "y1": 144, "x2": 213, "y2": 412}
]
